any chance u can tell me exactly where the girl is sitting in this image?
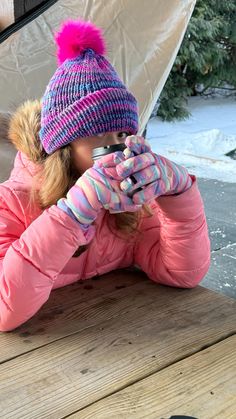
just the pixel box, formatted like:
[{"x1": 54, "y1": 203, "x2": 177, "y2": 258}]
[{"x1": 0, "y1": 19, "x2": 210, "y2": 332}]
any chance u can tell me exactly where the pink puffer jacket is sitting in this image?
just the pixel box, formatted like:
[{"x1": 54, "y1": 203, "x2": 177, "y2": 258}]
[{"x1": 0, "y1": 150, "x2": 211, "y2": 331}]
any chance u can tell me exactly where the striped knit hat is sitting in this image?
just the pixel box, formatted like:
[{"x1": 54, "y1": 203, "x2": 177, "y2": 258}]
[{"x1": 39, "y1": 19, "x2": 139, "y2": 154}]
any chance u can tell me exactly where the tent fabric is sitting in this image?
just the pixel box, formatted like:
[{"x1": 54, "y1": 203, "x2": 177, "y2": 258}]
[
  {"x1": 0, "y1": 0, "x2": 58, "y2": 42},
  {"x1": 0, "y1": 0, "x2": 196, "y2": 182}
]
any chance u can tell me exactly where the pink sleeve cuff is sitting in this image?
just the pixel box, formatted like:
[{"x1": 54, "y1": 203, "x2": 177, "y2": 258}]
[{"x1": 52, "y1": 205, "x2": 95, "y2": 245}]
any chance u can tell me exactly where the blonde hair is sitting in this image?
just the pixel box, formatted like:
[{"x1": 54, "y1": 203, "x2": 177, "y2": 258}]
[{"x1": 9, "y1": 100, "x2": 153, "y2": 254}]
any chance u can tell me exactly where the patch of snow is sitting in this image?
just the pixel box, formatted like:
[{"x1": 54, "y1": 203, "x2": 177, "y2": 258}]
[
  {"x1": 146, "y1": 96, "x2": 236, "y2": 183},
  {"x1": 223, "y1": 254, "x2": 236, "y2": 260}
]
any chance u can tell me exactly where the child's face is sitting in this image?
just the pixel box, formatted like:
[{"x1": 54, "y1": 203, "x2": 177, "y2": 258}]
[{"x1": 71, "y1": 131, "x2": 131, "y2": 175}]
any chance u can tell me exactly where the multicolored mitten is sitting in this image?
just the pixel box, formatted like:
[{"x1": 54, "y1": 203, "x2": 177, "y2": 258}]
[
  {"x1": 57, "y1": 152, "x2": 142, "y2": 227},
  {"x1": 116, "y1": 135, "x2": 192, "y2": 204}
]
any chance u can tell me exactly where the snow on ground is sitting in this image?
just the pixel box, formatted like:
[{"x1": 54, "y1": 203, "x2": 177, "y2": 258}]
[{"x1": 146, "y1": 96, "x2": 236, "y2": 183}]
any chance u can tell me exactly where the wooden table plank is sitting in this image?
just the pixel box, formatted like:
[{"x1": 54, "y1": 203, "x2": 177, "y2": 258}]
[
  {"x1": 76, "y1": 336, "x2": 236, "y2": 419},
  {"x1": 0, "y1": 269, "x2": 146, "y2": 361},
  {"x1": 0, "y1": 270, "x2": 236, "y2": 362},
  {"x1": 0, "y1": 273, "x2": 235, "y2": 419}
]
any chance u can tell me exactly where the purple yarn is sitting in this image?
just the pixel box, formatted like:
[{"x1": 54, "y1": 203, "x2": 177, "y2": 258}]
[{"x1": 40, "y1": 48, "x2": 139, "y2": 154}]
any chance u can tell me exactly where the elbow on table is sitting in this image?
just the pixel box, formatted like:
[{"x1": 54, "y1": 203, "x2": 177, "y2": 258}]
[
  {"x1": 0, "y1": 314, "x2": 22, "y2": 332},
  {"x1": 177, "y1": 257, "x2": 211, "y2": 289},
  {"x1": 0, "y1": 302, "x2": 27, "y2": 332},
  {"x1": 0, "y1": 321, "x2": 17, "y2": 333},
  {"x1": 151, "y1": 256, "x2": 211, "y2": 289}
]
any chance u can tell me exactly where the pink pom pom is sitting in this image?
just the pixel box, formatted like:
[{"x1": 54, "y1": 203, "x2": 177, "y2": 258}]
[{"x1": 55, "y1": 19, "x2": 106, "y2": 65}]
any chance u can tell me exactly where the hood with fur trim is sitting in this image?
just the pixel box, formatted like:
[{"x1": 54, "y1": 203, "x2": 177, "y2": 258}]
[
  {"x1": 0, "y1": 100, "x2": 45, "y2": 185},
  {"x1": 8, "y1": 100, "x2": 45, "y2": 163}
]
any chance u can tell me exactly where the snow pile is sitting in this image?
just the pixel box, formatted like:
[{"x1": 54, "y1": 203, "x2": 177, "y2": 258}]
[{"x1": 146, "y1": 97, "x2": 236, "y2": 183}]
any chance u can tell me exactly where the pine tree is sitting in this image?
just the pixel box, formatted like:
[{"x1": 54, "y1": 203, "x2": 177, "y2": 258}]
[{"x1": 157, "y1": 0, "x2": 236, "y2": 121}]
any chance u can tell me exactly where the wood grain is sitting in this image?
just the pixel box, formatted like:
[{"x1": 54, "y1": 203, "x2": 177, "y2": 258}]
[
  {"x1": 75, "y1": 336, "x2": 236, "y2": 419},
  {"x1": 0, "y1": 273, "x2": 235, "y2": 418},
  {"x1": 0, "y1": 270, "x2": 235, "y2": 363}
]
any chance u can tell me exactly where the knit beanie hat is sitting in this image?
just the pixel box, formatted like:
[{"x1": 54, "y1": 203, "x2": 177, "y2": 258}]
[{"x1": 39, "y1": 19, "x2": 139, "y2": 154}]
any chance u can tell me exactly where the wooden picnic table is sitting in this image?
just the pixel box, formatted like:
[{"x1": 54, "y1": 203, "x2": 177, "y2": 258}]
[{"x1": 0, "y1": 268, "x2": 235, "y2": 418}]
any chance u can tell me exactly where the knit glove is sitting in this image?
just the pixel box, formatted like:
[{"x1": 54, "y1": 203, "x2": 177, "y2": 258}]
[
  {"x1": 57, "y1": 152, "x2": 142, "y2": 229},
  {"x1": 116, "y1": 135, "x2": 192, "y2": 205}
]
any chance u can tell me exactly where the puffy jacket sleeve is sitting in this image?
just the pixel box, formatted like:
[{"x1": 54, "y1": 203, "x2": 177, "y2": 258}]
[
  {"x1": 134, "y1": 176, "x2": 211, "y2": 288},
  {"x1": 0, "y1": 186, "x2": 94, "y2": 332}
]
